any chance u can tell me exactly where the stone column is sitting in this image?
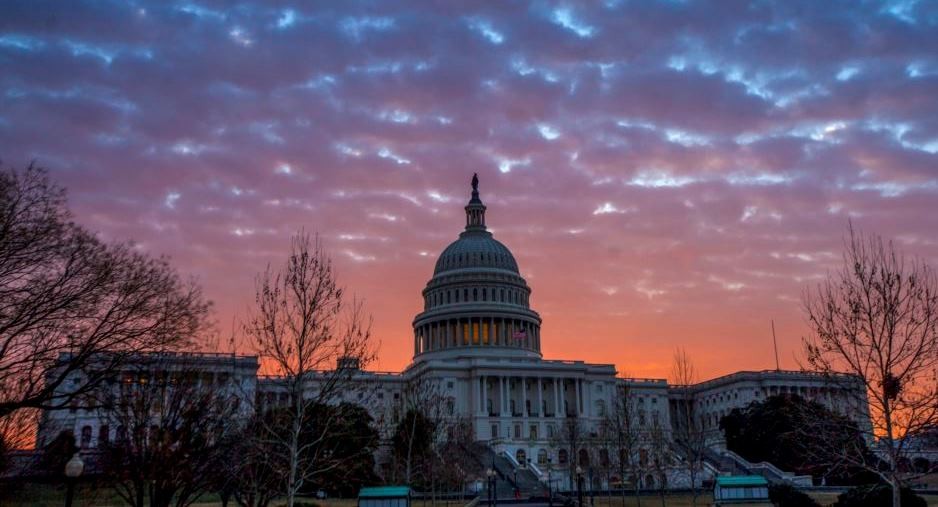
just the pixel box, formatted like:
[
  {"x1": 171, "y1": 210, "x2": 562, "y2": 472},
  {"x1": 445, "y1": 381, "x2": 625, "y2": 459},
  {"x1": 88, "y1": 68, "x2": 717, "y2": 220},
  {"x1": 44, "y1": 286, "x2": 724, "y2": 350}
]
[
  {"x1": 474, "y1": 375, "x2": 481, "y2": 415},
  {"x1": 537, "y1": 377, "x2": 544, "y2": 417},
  {"x1": 522, "y1": 377, "x2": 528, "y2": 420},
  {"x1": 575, "y1": 378, "x2": 581, "y2": 416},
  {"x1": 554, "y1": 379, "x2": 561, "y2": 418},
  {"x1": 504, "y1": 376, "x2": 511, "y2": 416},
  {"x1": 499, "y1": 376, "x2": 506, "y2": 415},
  {"x1": 490, "y1": 316, "x2": 495, "y2": 346}
]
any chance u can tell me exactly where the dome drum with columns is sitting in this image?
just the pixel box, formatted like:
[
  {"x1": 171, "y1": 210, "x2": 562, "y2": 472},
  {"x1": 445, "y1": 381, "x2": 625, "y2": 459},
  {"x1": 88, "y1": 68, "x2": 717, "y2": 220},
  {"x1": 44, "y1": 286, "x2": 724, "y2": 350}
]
[{"x1": 412, "y1": 174, "x2": 542, "y2": 359}]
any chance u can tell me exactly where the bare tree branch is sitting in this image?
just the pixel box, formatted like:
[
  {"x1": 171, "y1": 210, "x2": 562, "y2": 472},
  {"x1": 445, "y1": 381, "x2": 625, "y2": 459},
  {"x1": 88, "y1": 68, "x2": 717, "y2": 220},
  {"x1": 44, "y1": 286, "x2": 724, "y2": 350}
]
[
  {"x1": 244, "y1": 231, "x2": 376, "y2": 507},
  {"x1": 0, "y1": 164, "x2": 210, "y2": 444},
  {"x1": 802, "y1": 223, "x2": 938, "y2": 507}
]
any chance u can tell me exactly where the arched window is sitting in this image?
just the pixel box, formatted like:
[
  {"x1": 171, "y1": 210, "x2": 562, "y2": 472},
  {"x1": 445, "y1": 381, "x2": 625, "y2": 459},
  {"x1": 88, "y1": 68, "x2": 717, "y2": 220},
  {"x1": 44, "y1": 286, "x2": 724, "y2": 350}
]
[
  {"x1": 558, "y1": 449, "x2": 568, "y2": 465},
  {"x1": 578, "y1": 449, "x2": 590, "y2": 467},
  {"x1": 482, "y1": 288, "x2": 487, "y2": 301},
  {"x1": 473, "y1": 288, "x2": 478, "y2": 301},
  {"x1": 447, "y1": 291, "x2": 451, "y2": 304},
  {"x1": 464, "y1": 289, "x2": 468, "y2": 301},
  {"x1": 516, "y1": 449, "x2": 527, "y2": 465},
  {"x1": 98, "y1": 425, "x2": 109, "y2": 446},
  {"x1": 600, "y1": 449, "x2": 610, "y2": 467},
  {"x1": 596, "y1": 400, "x2": 606, "y2": 417},
  {"x1": 80, "y1": 425, "x2": 92, "y2": 448}
]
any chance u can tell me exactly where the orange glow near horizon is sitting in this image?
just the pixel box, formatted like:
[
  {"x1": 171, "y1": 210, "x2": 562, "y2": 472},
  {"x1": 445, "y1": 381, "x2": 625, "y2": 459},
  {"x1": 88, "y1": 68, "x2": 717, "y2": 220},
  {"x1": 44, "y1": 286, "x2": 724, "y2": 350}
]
[{"x1": 209, "y1": 191, "x2": 829, "y2": 384}]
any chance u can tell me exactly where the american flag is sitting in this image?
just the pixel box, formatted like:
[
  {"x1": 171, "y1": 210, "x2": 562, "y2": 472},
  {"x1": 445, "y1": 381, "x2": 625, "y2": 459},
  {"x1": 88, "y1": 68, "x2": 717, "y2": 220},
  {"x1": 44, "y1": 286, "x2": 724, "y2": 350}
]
[{"x1": 512, "y1": 329, "x2": 527, "y2": 341}]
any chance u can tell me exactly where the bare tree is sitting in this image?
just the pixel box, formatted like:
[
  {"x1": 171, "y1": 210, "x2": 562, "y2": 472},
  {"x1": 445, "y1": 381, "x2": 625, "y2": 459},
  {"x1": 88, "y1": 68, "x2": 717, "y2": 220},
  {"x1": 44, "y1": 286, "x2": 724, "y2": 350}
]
[
  {"x1": 670, "y1": 348, "x2": 704, "y2": 507},
  {"x1": 803, "y1": 224, "x2": 938, "y2": 507},
  {"x1": 392, "y1": 374, "x2": 448, "y2": 490},
  {"x1": 646, "y1": 422, "x2": 670, "y2": 507},
  {"x1": 0, "y1": 164, "x2": 209, "y2": 420},
  {"x1": 96, "y1": 357, "x2": 244, "y2": 507},
  {"x1": 436, "y1": 416, "x2": 485, "y2": 499},
  {"x1": 0, "y1": 406, "x2": 35, "y2": 452},
  {"x1": 226, "y1": 415, "x2": 282, "y2": 507},
  {"x1": 552, "y1": 414, "x2": 586, "y2": 492},
  {"x1": 603, "y1": 380, "x2": 642, "y2": 507},
  {"x1": 245, "y1": 231, "x2": 375, "y2": 507}
]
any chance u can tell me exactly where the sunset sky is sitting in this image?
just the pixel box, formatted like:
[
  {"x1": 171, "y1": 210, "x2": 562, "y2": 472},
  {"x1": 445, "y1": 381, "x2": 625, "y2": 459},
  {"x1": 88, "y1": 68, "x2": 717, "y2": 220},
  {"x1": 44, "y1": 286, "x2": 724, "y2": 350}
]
[{"x1": 2, "y1": 1, "x2": 937, "y2": 381}]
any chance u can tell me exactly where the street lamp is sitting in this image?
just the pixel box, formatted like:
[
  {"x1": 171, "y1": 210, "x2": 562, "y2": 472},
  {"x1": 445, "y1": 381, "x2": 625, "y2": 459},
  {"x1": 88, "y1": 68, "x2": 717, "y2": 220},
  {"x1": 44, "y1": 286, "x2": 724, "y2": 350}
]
[
  {"x1": 64, "y1": 452, "x2": 84, "y2": 507},
  {"x1": 546, "y1": 457, "x2": 553, "y2": 507},
  {"x1": 589, "y1": 466, "x2": 596, "y2": 505},
  {"x1": 575, "y1": 465, "x2": 583, "y2": 507},
  {"x1": 513, "y1": 469, "x2": 518, "y2": 499},
  {"x1": 486, "y1": 468, "x2": 497, "y2": 507}
]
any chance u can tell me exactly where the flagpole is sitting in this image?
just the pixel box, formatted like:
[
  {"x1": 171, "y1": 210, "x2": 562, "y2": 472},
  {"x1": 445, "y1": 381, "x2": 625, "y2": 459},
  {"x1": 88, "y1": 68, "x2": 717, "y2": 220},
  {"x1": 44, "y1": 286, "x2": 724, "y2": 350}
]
[{"x1": 771, "y1": 319, "x2": 780, "y2": 371}]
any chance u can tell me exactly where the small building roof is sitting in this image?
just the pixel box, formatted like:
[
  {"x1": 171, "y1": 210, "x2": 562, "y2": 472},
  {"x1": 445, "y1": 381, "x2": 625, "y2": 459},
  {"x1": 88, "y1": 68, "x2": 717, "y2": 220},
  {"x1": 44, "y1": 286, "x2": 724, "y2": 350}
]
[
  {"x1": 715, "y1": 475, "x2": 769, "y2": 487},
  {"x1": 359, "y1": 486, "x2": 411, "y2": 498}
]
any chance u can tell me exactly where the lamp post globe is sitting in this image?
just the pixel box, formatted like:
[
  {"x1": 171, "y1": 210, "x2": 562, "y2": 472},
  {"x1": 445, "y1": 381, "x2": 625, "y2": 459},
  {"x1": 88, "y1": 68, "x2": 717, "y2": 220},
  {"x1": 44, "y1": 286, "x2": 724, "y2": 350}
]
[{"x1": 65, "y1": 453, "x2": 84, "y2": 478}]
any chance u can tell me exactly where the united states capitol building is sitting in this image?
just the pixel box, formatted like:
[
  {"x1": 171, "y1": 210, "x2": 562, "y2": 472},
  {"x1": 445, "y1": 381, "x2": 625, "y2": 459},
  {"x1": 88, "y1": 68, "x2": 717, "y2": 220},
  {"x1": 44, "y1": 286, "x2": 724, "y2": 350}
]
[{"x1": 39, "y1": 175, "x2": 871, "y2": 490}]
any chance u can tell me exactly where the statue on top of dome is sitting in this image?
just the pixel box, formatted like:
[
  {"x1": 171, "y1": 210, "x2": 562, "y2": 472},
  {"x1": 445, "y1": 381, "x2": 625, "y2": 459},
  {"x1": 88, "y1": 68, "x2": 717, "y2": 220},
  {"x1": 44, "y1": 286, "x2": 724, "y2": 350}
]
[{"x1": 471, "y1": 173, "x2": 479, "y2": 192}]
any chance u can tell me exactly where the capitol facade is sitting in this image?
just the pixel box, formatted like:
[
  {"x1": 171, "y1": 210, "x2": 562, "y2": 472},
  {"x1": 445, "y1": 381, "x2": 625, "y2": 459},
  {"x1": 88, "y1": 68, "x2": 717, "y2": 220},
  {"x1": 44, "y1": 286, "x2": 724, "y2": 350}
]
[{"x1": 38, "y1": 175, "x2": 872, "y2": 491}]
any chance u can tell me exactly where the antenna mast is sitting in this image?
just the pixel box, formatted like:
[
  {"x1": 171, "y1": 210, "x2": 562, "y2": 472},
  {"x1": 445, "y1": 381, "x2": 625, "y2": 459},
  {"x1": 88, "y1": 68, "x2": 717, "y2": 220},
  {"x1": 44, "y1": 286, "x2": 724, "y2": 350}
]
[{"x1": 771, "y1": 319, "x2": 781, "y2": 371}]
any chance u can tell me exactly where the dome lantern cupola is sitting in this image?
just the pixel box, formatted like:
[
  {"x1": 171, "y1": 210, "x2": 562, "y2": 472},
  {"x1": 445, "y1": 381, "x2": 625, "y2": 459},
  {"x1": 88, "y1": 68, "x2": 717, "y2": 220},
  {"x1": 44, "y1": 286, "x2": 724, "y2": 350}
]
[{"x1": 465, "y1": 173, "x2": 486, "y2": 230}]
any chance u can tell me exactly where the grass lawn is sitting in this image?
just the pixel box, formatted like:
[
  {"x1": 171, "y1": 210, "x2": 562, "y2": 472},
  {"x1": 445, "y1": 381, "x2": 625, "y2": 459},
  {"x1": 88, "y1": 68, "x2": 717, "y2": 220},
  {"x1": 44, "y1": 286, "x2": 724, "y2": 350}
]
[
  {"x1": 0, "y1": 484, "x2": 364, "y2": 507},
  {"x1": 590, "y1": 494, "x2": 713, "y2": 506},
  {"x1": 8, "y1": 486, "x2": 938, "y2": 507}
]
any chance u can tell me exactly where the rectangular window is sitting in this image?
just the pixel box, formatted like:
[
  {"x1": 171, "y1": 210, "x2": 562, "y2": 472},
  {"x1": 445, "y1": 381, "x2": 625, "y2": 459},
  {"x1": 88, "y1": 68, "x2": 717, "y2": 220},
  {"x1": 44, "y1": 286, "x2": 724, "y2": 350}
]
[
  {"x1": 530, "y1": 425, "x2": 538, "y2": 439},
  {"x1": 491, "y1": 424, "x2": 498, "y2": 438},
  {"x1": 514, "y1": 424, "x2": 521, "y2": 439}
]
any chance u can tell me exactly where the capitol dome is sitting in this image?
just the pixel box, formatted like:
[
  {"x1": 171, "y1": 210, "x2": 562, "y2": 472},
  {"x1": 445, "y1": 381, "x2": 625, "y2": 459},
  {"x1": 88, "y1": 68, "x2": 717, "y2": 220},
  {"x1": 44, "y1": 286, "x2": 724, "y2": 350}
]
[
  {"x1": 433, "y1": 233, "x2": 519, "y2": 275},
  {"x1": 412, "y1": 174, "x2": 542, "y2": 361}
]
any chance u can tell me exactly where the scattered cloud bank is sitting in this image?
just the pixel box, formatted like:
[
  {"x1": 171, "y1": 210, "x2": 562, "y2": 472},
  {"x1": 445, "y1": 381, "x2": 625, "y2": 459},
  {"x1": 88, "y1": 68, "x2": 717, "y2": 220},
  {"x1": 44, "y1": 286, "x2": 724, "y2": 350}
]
[{"x1": 1, "y1": 1, "x2": 937, "y2": 378}]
